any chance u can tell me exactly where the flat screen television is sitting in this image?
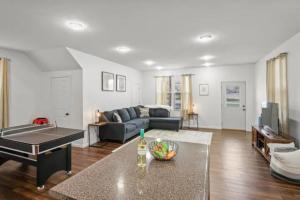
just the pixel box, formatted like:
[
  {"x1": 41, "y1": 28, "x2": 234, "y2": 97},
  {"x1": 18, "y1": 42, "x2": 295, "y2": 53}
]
[{"x1": 261, "y1": 102, "x2": 279, "y2": 134}]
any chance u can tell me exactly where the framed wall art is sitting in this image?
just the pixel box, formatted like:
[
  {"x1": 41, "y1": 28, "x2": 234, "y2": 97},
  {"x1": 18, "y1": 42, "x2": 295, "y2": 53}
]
[
  {"x1": 199, "y1": 84, "x2": 209, "y2": 96},
  {"x1": 116, "y1": 74, "x2": 126, "y2": 92},
  {"x1": 102, "y1": 72, "x2": 114, "y2": 91}
]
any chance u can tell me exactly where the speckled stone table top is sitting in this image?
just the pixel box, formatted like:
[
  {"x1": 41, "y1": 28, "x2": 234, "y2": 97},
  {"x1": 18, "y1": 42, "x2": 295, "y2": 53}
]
[{"x1": 49, "y1": 138, "x2": 210, "y2": 200}]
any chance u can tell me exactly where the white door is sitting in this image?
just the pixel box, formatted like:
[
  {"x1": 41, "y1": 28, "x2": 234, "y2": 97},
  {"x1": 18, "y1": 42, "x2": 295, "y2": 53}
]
[
  {"x1": 221, "y1": 81, "x2": 246, "y2": 130},
  {"x1": 51, "y1": 76, "x2": 72, "y2": 128}
]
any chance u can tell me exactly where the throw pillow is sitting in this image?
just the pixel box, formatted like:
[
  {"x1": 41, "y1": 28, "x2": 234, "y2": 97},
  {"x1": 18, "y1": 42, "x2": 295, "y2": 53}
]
[
  {"x1": 117, "y1": 108, "x2": 131, "y2": 122},
  {"x1": 134, "y1": 106, "x2": 142, "y2": 118},
  {"x1": 139, "y1": 107, "x2": 150, "y2": 118},
  {"x1": 113, "y1": 112, "x2": 122, "y2": 123},
  {"x1": 127, "y1": 107, "x2": 137, "y2": 119}
]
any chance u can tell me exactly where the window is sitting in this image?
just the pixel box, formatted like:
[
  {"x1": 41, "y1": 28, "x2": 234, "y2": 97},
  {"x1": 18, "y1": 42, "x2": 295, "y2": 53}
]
[{"x1": 173, "y1": 76, "x2": 181, "y2": 110}]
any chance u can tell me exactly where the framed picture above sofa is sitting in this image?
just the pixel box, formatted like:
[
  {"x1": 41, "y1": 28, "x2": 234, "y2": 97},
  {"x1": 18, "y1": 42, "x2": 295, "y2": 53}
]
[
  {"x1": 102, "y1": 72, "x2": 114, "y2": 91},
  {"x1": 116, "y1": 74, "x2": 126, "y2": 92}
]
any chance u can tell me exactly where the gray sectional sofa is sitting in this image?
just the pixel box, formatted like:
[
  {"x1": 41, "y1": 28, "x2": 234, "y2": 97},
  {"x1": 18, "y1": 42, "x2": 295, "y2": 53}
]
[{"x1": 100, "y1": 106, "x2": 182, "y2": 143}]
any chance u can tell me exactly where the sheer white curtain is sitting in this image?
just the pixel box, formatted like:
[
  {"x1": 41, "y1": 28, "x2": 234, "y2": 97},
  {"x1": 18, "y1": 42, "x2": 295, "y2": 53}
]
[
  {"x1": 266, "y1": 53, "x2": 288, "y2": 135},
  {"x1": 0, "y1": 58, "x2": 9, "y2": 128},
  {"x1": 155, "y1": 76, "x2": 171, "y2": 106},
  {"x1": 181, "y1": 74, "x2": 193, "y2": 119}
]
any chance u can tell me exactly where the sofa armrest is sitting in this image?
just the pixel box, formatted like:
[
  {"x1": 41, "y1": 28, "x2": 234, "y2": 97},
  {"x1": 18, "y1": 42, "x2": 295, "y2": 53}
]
[
  {"x1": 273, "y1": 150, "x2": 300, "y2": 168},
  {"x1": 268, "y1": 142, "x2": 295, "y2": 156},
  {"x1": 99, "y1": 122, "x2": 126, "y2": 142}
]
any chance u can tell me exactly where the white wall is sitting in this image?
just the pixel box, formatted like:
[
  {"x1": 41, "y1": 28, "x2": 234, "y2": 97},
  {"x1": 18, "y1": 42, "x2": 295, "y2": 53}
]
[
  {"x1": 254, "y1": 32, "x2": 300, "y2": 145},
  {"x1": 0, "y1": 48, "x2": 43, "y2": 126},
  {"x1": 142, "y1": 64, "x2": 255, "y2": 131},
  {"x1": 68, "y1": 48, "x2": 143, "y2": 147}
]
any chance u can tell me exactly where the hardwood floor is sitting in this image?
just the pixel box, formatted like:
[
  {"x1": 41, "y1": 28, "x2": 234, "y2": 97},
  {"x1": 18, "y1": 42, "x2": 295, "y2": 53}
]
[
  {"x1": 0, "y1": 129, "x2": 300, "y2": 200},
  {"x1": 209, "y1": 129, "x2": 300, "y2": 200}
]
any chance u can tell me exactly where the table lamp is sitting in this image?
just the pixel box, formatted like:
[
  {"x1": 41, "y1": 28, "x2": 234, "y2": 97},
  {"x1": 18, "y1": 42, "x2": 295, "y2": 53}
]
[{"x1": 95, "y1": 109, "x2": 101, "y2": 123}]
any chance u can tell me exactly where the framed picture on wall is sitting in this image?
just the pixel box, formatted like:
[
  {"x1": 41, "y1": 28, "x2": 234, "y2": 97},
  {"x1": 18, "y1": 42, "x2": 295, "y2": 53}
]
[
  {"x1": 199, "y1": 84, "x2": 209, "y2": 96},
  {"x1": 102, "y1": 72, "x2": 114, "y2": 91},
  {"x1": 116, "y1": 74, "x2": 126, "y2": 92}
]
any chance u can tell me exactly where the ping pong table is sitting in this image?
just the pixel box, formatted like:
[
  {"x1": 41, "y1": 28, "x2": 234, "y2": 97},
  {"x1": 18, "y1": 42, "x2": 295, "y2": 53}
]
[{"x1": 0, "y1": 124, "x2": 84, "y2": 190}]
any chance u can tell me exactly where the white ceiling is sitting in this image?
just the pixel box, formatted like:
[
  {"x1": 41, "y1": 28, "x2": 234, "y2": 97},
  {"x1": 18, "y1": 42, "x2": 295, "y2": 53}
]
[{"x1": 1, "y1": 0, "x2": 300, "y2": 71}]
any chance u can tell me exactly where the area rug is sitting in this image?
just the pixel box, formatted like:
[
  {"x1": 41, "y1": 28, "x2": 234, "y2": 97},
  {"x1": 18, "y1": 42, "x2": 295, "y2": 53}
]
[
  {"x1": 112, "y1": 129, "x2": 213, "y2": 153},
  {"x1": 145, "y1": 129, "x2": 213, "y2": 145}
]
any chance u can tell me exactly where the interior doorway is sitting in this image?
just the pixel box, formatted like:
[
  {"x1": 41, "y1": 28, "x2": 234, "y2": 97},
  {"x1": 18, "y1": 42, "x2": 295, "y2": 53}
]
[
  {"x1": 221, "y1": 81, "x2": 246, "y2": 130},
  {"x1": 51, "y1": 76, "x2": 72, "y2": 128}
]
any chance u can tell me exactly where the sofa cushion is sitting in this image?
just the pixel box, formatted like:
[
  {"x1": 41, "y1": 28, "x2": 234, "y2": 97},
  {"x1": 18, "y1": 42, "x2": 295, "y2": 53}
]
[
  {"x1": 268, "y1": 142, "x2": 295, "y2": 156},
  {"x1": 273, "y1": 150, "x2": 300, "y2": 168},
  {"x1": 117, "y1": 108, "x2": 131, "y2": 122},
  {"x1": 149, "y1": 108, "x2": 170, "y2": 118},
  {"x1": 103, "y1": 110, "x2": 117, "y2": 122},
  {"x1": 140, "y1": 118, "x2": 150, "y2": 126},
  {"x1": 127, "y1": 119, "x2": 144, "y2": 129},
  {"x1": 127, "y1": 107, "x2": 137, "y2": 119},
  {"x1": 125, "y1": 123, "x2": 137, "y2": 133}
]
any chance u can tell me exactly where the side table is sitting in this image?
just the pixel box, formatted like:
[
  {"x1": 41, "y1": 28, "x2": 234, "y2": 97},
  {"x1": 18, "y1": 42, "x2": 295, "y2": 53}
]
[
  {"x1": 88, "y1": 122, "x2": 107, "y2": 147},
  {"x1": 187, "y1": 113, "x2": 199, "y2": 128}
]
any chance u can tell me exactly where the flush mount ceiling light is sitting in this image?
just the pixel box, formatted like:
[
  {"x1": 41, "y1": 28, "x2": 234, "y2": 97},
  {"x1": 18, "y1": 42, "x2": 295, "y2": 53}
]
[
  {"x1": 156, "y1": 66, "x2": 163, "y2": 70},
  {"x1": 196, "y1": 34, "x2": 214, "y2": 43},
  {"x1": 202, "y1": 62, "x2": 214, "y2": 67},
  {"x1": 115, "y1": 46, "x2": 132, "y2": 54},
  {"x1": 199, "y1": 55, "x2": 215, "y2": 61},
  {"x1": 65, "y1": 20, "x2": 87, "y2": 31},
  {"x1": 144, "y1": 60, "x2": 155, "y2": 66}
]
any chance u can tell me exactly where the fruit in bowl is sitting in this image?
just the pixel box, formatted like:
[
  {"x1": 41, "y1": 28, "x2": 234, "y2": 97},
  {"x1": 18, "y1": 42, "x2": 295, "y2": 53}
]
[{"x1": 148, "y1": 139, "x2": 178, "y2": 161}]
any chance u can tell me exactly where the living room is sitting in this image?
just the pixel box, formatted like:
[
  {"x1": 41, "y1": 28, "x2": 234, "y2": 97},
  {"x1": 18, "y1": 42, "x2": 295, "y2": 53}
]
[{"x1": 0, "y1": 1, "x2": 300, "y2": 200}]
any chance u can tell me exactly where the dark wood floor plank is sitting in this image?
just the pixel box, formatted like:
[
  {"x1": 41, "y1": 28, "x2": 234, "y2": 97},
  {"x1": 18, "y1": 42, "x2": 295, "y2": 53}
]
[{"x1": 0, "y1": 129, "x2": 299, "y2": 199}]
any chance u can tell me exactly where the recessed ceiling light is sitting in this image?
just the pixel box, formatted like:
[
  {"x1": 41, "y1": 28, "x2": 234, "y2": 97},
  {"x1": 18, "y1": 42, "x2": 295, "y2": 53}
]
[
  {"x1": 197, "y1": 34, "x2": 214, "y2": 43},
  {"x1": 199, "y1": 55, "x2": 215, "y2": 61},
  {"x1": 115, "y1": 46, "x2": 132, "y2": 54},
  {"x1": 202, "y1": 62, "x2": 214, "y2": 67},
  {"x1": 65, "y1": 20, "x2": 87, "y2": 31},
  {"x1": 156, "y1": 66, "x2": 163, "y2": 70},
  {"x1": 144, "y1": 60, "x2": 155, "y2": 66}
]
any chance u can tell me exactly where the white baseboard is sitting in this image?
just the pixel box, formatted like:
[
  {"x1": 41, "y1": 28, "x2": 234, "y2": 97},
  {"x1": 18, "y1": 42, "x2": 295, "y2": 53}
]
[{"x1": 197, "y1": 125, "x2": 222, "y2": 129}]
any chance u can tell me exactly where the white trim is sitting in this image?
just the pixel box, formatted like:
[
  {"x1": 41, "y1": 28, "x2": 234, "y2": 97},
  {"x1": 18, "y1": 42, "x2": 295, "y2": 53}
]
[
  {"x1": 0, "y1": 150, "x2": 36, "y2": 161},
  {"x1": 1, "y1": 124, "x2": 37, "y2": 133},
  {"x1": 38, "y1": 142, "x2": 71, "y2": 154},
  {"x1": 0, "y1": 145, "x2": 34, "y2": 155},
  {"x1": 2, "y1": 126, "x2": 54, "y2": 138}
]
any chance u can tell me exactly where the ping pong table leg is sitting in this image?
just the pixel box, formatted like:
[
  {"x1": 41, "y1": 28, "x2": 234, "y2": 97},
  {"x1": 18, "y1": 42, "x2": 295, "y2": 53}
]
[
  {"x1": 66, "y1": 144, "x2": 72, "y2": 175},
  {"x1": 36, "y1": 144, "x2": 73, "y2": 189}
]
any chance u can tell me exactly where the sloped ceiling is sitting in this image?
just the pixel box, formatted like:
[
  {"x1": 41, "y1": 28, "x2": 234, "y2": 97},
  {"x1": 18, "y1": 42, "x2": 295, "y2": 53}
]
[{"x1": 26, "y1": 47, "x2": 81, "y2": 71}]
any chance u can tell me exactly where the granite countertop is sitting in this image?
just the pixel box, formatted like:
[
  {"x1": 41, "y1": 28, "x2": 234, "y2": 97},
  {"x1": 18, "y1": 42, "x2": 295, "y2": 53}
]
[{"x1": 50, "y1": 138, "x2": 210, "y2": 200}]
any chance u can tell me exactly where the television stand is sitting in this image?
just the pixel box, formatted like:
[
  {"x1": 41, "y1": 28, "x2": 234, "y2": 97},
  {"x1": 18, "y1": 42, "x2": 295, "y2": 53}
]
[{"x1": 252, "y1": 126, "x2": 293, "y2": 162}]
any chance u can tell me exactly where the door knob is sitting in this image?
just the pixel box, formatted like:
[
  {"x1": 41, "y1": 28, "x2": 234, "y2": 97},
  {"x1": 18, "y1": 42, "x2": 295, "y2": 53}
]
[{"x1": 65, "y1": 113, "x2": 70, "y2": 116}]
